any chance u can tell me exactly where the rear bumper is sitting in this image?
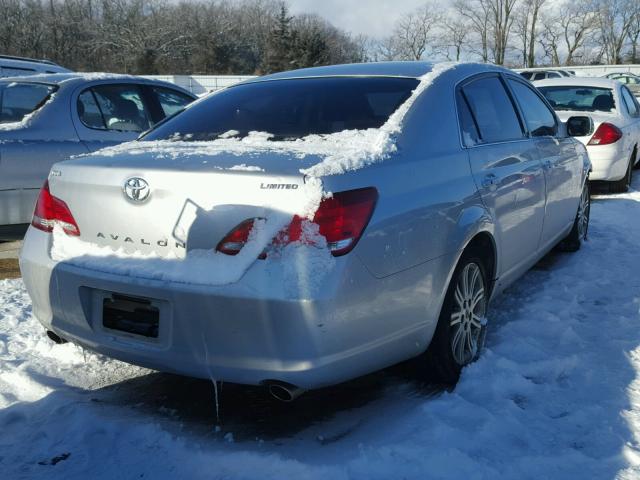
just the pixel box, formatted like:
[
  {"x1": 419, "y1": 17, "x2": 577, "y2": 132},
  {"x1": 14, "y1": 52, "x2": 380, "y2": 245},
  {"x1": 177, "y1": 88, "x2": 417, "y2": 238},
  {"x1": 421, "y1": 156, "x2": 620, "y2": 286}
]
[
  {"x1": 20, "y1": 228, "x2": 453, "y2": 388},
  {"x1": 587, "y1": 143, "x2": 629, "y2": 181}
]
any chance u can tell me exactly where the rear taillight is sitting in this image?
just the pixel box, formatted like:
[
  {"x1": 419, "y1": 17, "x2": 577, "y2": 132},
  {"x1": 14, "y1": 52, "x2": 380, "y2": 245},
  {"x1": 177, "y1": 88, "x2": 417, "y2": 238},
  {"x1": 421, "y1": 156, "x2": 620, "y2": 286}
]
[
  {"x1": 216, "y1": 187, "x2": 378, "y2": 258},
  {"x1": 216, "y1": 218, "x2": 260, "y2": 256},
  {"x1": 278, "y1": 187, "x2": 378, "y2": 256},
  {"x1": 588, "y1": 122, "x2": 623, "y2": 145},
  {"x1": 31, "y1": 180, "x2": 80, "y2": 236}
]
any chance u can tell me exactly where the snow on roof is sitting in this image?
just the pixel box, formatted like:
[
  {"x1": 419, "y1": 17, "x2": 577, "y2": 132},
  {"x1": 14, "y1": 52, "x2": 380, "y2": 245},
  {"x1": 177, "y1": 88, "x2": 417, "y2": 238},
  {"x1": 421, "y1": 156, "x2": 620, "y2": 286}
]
[
  {"x1": 0, "y1": 72, "x2": 145, "y2": 85},
  {"x1": 98, "y1": 62, "x2": 459, "y2": 178}
]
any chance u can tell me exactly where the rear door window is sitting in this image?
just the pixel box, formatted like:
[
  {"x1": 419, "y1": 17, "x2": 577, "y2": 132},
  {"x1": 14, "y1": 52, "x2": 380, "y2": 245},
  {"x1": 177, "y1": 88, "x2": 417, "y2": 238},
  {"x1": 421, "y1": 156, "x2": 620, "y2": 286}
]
[
  {"x1": 0, "y1": 81, "x2": 56, "y2": 124},
  {"x1": 77, "y1": 84, "x2": 151, "y2": 132},
  {"x1": 621, "y1": 87, "x2": 639, "y2": 117},
  {"x1": 461, "y1": 76, "x2": 524, "y2": 144},
  {"x1": 507, "y1": 79, "x2": 557, "y2": 136},
  {"x1": 152, "y1": 87, "x2": 193, "y2": 117}
]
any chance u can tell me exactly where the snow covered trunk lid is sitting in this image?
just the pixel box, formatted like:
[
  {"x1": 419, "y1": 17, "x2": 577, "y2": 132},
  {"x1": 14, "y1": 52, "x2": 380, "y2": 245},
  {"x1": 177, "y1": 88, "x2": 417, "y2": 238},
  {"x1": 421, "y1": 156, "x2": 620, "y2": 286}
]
[{"x1": 47, "y1": 157, "x2": 323, "y2": 261}]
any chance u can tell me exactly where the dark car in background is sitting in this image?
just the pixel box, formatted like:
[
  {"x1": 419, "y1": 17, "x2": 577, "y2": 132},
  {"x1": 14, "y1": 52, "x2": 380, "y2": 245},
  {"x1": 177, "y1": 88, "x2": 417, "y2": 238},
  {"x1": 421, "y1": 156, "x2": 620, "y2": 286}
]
[
  {"x1": 0, "y1": 54, "x2": 71, "y2": 77},
  {"x1": 0, "y1": 73, "x2": 196, "y2": 238}
]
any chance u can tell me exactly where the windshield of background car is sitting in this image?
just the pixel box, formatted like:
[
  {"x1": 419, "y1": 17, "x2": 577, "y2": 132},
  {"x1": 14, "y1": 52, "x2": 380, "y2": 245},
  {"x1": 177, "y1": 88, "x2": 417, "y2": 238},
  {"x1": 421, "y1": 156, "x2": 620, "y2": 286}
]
[
  {"x1": 537, "y1": 86, "x2": 616, "y2": 113},
  {"x1": 143, "y1": 77, "x2": 420, "y2": 141},
  {"x1": 0, "y1": 82, "x2": 56, "y2": 123}
]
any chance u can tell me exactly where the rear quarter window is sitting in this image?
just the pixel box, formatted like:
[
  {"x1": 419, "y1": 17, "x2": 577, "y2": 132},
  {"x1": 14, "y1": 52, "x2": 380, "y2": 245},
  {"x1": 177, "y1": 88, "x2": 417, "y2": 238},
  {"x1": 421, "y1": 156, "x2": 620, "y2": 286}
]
[{"x1": 0, "y1": 82, "x2": 56, "y2": 124}]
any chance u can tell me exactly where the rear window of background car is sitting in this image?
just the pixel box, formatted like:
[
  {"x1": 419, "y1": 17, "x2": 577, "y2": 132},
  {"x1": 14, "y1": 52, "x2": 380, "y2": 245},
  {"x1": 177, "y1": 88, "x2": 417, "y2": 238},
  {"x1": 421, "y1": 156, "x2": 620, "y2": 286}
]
[
  {"x1": 0, "y1": 82, "x2": 56, "y2": 124},
  {"x1": 460, "y1": 76, "x2": 524, "y2": 144},
  {"x1": 538, "y1": 86, "x2": 616, "y2": 113}
]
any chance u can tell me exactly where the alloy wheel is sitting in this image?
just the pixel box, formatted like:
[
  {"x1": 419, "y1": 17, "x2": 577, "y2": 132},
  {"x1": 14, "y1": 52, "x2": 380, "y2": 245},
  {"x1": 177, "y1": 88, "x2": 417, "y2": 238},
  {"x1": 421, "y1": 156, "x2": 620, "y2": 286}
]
[
  {"x1": 577, "y1": 183, "x2": 590, "y2": 240},
  {"x1": 449, "y1": 262, "x2": 487, "y2": 365}
]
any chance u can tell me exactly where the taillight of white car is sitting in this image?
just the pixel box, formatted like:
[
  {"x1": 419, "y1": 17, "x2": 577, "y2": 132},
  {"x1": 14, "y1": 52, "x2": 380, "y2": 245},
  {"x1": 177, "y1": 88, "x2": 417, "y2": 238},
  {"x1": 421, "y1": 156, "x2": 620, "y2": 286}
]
[
  {"x1": 587, "y1": 122, "x2": 623, "y2": 146},
  {"x1": 217, "y1": 187, "x2": 378, "y2": 257},
  {"x1": 31, "y1": 180, "x2": 81, "y2": 236}
]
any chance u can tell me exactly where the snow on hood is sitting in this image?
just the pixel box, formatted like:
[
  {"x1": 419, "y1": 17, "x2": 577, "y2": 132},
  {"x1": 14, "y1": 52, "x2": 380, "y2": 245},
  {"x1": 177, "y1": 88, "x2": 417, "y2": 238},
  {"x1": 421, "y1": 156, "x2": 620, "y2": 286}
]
[{"x1": 50, "y1": 63, "x2": 457, "y2": 286}]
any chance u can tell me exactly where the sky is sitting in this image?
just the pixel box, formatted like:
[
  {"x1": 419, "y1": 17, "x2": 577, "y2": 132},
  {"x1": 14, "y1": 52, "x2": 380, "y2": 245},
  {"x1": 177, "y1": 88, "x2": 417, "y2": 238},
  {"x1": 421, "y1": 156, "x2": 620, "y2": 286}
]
[{"x1": 287, "y1": 0, "x2": 429, "y2": 38}]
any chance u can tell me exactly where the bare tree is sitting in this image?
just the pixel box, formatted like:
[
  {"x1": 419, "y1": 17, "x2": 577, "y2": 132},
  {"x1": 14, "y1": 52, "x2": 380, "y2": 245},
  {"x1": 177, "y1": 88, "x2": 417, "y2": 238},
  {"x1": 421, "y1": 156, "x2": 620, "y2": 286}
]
[
  {"x1": 391, "y1": 2, "x2": 444, "y2": 60},
  {"x1": 597, "y1": 0, "x2": 637, "y2": 64},
  {"x1": 627, "y1": 2, "x2": 640, "y2": 62},
  {"x1": 440, "y1": 11, "x2": 469, "y2": 61},
  {"x1": 0, "y1": 0, "x2": 364, "y2": 75},
  {"x1": 453, "y1": 0, "x2": 491, "y2": 61},
  {"x1": 453, "y1": 0, "x2": 518, "y2": 64},
  {"x1": 371, "y1": 36, "x2": 401, "y2": 61},
  {"x1": 513, "y1": 0, "x2": 545, "y2": 67},
  {"x1": 539, "y1": 1, "x2": 599, "y2": 66},
  {"x1": 488, "y1": 0, "x2": 519, "y2": 65}
]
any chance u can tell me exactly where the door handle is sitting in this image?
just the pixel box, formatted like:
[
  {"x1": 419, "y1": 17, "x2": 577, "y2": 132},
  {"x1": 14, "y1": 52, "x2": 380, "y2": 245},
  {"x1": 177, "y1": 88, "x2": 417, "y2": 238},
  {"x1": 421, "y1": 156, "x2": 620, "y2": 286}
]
[
  {"x1": 481, "y1": 173, "x2": 498, "y2": 190},
  {"x1": 542, "y1": 160, "x2": 553, "y2": 170}
]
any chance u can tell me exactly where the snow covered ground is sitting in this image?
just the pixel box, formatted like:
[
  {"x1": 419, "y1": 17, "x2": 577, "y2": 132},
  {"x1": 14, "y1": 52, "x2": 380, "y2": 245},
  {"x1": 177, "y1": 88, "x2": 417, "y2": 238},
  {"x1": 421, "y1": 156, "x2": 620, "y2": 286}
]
[{"x1": 2, "y1": 177, "x2": 640, "y2": 479}]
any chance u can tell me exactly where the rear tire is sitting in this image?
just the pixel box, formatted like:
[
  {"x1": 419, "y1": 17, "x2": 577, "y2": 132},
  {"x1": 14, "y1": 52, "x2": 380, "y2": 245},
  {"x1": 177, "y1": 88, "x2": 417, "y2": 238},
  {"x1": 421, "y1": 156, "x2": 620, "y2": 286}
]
[
  {"x1": 420, "y1": 251, "x2": 489, "y2": 385},
  {"x1": 609, "y1": 156, "x2": 632, "y2": 193},
  {"x1": 559, "y1": 180, "x2": 590, "y2": 252}
]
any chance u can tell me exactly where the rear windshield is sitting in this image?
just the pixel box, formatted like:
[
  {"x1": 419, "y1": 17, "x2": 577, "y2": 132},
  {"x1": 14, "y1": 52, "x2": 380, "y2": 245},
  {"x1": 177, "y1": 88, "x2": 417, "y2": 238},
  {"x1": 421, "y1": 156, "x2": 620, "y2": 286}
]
[
  {"x1": 143, "y1": 77, "x2": 420, "y2": 142},
  {"x1": 538, "y1": 86, "x2": 616, "y2": 113},
  {"x1": 0, "y1": 82, "x2": 56, "y2": 124}
]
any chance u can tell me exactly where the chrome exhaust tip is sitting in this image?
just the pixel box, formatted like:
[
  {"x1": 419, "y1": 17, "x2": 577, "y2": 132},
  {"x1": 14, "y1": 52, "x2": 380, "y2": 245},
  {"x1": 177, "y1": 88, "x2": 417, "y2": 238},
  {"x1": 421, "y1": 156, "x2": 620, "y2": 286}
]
[{"x1": 265, "y1": 381, "x2": 305, "y2": 402}]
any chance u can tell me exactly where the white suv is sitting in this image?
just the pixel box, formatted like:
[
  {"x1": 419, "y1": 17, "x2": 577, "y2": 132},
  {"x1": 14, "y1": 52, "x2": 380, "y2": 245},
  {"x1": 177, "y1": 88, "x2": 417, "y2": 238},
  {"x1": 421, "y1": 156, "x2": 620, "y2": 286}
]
[{"x1": 0, "y1": 55, "x2": 70, "y2": 77}]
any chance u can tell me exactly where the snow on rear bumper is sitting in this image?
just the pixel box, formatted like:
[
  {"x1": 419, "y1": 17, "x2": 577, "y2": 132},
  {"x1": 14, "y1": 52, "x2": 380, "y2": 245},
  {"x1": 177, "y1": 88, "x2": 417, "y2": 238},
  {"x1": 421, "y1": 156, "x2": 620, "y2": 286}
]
[{"x1": 19, "y1": 227, "x2": 451, "y2": 388}]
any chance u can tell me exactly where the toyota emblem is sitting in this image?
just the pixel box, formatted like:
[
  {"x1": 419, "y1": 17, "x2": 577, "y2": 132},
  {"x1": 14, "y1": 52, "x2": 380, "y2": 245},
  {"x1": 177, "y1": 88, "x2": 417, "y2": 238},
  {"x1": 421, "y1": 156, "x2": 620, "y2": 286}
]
[{"x1": 123, "y1": 177, "x2": 150, "y2": 203}]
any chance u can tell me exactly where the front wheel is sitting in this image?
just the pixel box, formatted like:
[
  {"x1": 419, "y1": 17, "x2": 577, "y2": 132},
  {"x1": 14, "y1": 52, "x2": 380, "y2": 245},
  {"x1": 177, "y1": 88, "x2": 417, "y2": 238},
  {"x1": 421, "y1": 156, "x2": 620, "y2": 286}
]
[
  {"x1": 420, "y1": 253, "x2": 489, "y2": 384},
  {"x1": 559, "y1": 180, "x2": 590, "y2": 252}
]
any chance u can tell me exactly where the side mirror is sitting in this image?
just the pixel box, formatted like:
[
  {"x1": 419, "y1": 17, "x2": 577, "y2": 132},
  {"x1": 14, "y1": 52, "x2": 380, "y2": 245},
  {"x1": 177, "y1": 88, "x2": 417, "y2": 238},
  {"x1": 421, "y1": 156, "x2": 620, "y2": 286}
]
[{"x1": 566, "y1": 116, "x2": 593, "y2": 137}]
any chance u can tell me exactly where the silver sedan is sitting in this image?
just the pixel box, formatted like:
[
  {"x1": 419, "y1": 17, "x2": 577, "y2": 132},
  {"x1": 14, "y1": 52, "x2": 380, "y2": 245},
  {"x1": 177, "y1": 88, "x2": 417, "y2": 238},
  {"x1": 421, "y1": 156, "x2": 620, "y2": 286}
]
[
  {"x1": 0, "y1": 73, "x2": 195, "y2": 238},
  {"x1": 20, "y1": 62, "x2": 591, "y2": 400}
]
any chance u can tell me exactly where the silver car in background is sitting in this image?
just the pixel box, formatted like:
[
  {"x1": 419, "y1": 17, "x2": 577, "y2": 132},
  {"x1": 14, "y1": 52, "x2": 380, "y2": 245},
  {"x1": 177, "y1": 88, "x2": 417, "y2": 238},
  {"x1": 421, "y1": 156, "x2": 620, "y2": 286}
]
[
  {"x1": 0, "y1": 73, "x2": 195, "y2": 238},
  {"x1": 20, "y1": 62, "x2": 591, "y2": 399}
]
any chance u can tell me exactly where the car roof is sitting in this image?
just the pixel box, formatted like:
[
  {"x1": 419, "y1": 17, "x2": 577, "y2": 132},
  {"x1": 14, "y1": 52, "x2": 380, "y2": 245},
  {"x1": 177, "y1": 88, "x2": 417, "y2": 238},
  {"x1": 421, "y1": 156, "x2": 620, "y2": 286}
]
[
  {"x1": 0, "y1": 72, "x2": 195, "y2": 96},
  {"x1": 533, "y1": 77, "x2": 620, "y2": 88},
  {"x1": 605, "y1": 72, "x2": 639, "y2": 77},
  {"x1": 0, "y1": 56, "x2": 70, "y2": 72},
  {"x1": 251, "y1": 61, "x2": 437, "y2": 82},
  {"x1": 0, "y1": 72, "x2": 140, "y2": 85}
]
